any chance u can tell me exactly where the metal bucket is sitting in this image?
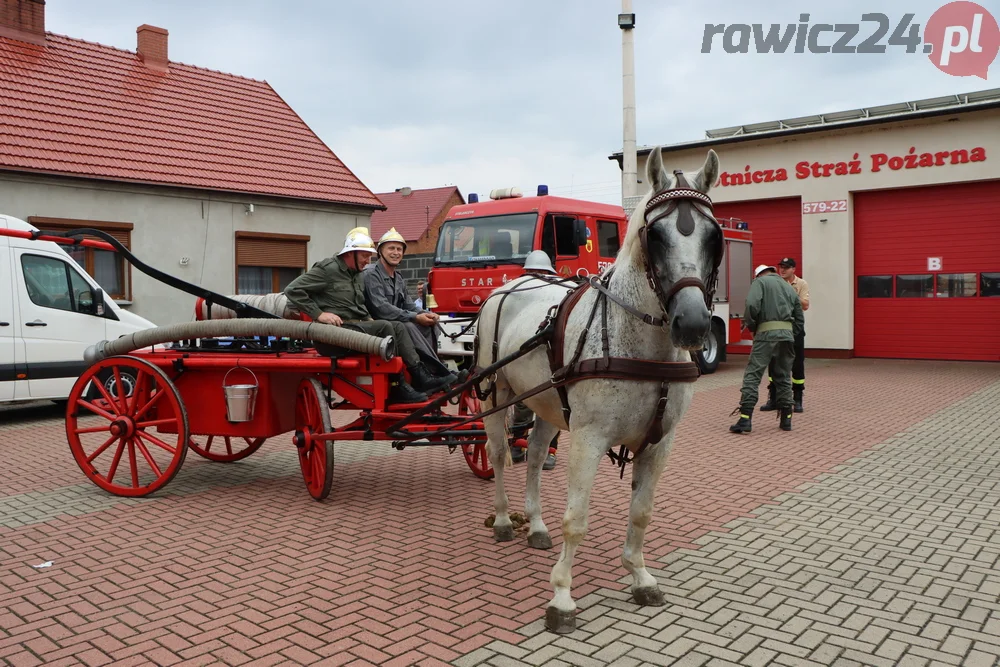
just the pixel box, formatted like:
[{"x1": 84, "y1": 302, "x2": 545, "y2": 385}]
[{"x1": 223, "y1": 367, "x2": 258, "y2": 423}]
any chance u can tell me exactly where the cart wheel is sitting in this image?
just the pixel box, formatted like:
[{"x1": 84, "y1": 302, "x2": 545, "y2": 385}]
[
  {"x1": 458, "y1": 389, "x2": 494, "y2": 480},
  {"x1": 294, "y1": 378, "x2": 334, "y2": 501},
  {"x1": 67, "y1": 356, "x2": 188, "y2": 497},
  {"x1": 188, "y1": 435, "x2": 266, "y2": 462}
]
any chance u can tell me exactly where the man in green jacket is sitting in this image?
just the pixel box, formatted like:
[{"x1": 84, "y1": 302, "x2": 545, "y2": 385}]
[
  {"x1": 730, "y1": 264, "x2": 805, "y2": 434},
  {"x1": 283, "y1": 227, "x2": 451, "y2": 405}
]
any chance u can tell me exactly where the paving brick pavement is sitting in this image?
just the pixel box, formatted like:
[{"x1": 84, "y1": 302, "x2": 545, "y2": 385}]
[
  {"x1": 0, "y1": 358, "x2": 997, "y2": 666},
  {"x1": 470, "y1": 372, "x2": 1000, "y2": 667}
]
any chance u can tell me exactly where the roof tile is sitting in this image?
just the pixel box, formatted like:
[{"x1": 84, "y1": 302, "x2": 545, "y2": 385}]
[
  {"x1": 370, "y1": 186, "x2": 463, "y2": 241},
  {"x1": 0, "y1": 33, "x2": 382, "y2": 207}
]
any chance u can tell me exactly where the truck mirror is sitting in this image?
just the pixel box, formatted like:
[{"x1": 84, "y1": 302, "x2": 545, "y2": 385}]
[
  {"x1": 91, "y1": 287, "x2": 106, "y2": 316},
  {"x1": 573, "y1": 219, "x2": 588, "y2": 247}
]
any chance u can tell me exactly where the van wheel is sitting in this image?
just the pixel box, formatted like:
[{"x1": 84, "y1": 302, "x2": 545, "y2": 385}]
[
  {"x1": 698, "y1": 320, "x2": 725, "y2": 374},
  {"x1": 87, "y1": 368, "x2": 139, "y2": 402}
]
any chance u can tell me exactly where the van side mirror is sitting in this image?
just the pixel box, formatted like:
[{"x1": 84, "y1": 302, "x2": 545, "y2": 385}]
[
  {"x1": 573, "y1": 219, "x2": 588, "y2": 247},
  {"x1": 91, "y1": 287, "x2": 106, "y2": 316}
]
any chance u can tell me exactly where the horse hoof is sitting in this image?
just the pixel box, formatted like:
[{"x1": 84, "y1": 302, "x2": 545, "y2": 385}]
[
  {"x1": 493, "y1": 524, "x2": 515, "y2": 542},
  {"x1": 527, "y1": 532, "x2": 553, "y2": 550},
  {"x1": 545, "y1": 606, "x2": 576, "y2": 634},
  {"x1": 633, "y1": 586, "x2": 667, "y2": 607}
]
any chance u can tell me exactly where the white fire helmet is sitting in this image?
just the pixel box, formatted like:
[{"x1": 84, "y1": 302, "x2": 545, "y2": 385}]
[
  {"x1": 337, "y1": 227, "x2": 377, "y2": 256},
  {"x1": 523, "y1": 250, "x2": 557, "y2": 274},
  {"x1": 377, "y1": 227, "x2": 407, "y2": 253},
  {"x1": 754, "y1": 264, "x2": 776, "y2": 277}
]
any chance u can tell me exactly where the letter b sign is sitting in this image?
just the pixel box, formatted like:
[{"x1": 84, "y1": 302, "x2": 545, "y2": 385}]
[{"x1": 928, "y1": 257, "x2": 943, "y2": 271}]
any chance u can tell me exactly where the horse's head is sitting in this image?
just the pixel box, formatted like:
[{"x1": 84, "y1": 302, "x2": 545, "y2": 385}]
[{"x1": 638, "y1": 147, "x2": 723, "y2": 350}]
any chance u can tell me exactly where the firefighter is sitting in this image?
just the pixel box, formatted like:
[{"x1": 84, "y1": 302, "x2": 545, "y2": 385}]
[
  {"x1": 363, "y1": 227, "x2": 458, "y2": 385},
  {"x1": 760, "y1": 258, "x2": 810, "y2": 413},
  {"x1": 510, "y1": 250, "x2": 560, "y2": 470},
  {"x1": 283, "y1": 227, "x2": 452, "y2": 405},
  {"x1": 730, "y1": 264, "x2": 804, "y2": 434}
]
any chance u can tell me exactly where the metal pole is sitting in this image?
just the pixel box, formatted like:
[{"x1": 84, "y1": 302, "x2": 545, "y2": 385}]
[{"x1": 621, "y1": 0, "x2": 638, "y2": 204}]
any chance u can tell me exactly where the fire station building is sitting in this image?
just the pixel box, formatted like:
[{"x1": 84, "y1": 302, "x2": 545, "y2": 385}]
[{"x1": 621, "y1": 89, "x2": 1000, "y2": 363}]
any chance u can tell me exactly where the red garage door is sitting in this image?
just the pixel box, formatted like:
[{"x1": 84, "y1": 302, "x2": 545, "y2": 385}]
[
  {"x1": 713, "y1": 197, "x2": 803, "y2": 275},
  {"x1": 854, "y1": 181, "x2": 1000, "y2": 361}
]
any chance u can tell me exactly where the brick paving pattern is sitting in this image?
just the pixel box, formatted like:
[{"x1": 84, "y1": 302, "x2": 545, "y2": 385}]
[{"x1": 0, "y1": 358, "x2": 997, "y2": 666}]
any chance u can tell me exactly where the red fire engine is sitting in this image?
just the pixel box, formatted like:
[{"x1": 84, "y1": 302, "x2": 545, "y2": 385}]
[{"x1": 426, "y1": 186, "x2": 752, "y2": 373}]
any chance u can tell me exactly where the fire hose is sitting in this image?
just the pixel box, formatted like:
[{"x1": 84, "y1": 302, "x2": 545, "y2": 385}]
[{"x1": 84, "y1": 319, "x2": 394, "y2": 364}]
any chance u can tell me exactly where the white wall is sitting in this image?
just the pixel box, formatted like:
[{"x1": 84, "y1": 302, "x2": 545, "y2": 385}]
[
  {"x1": 637, "y1": 108, "x2": 1000, "y2": 351},
  {"x1": 0, "y1": 174, "x2": 376, "y2": 325}
]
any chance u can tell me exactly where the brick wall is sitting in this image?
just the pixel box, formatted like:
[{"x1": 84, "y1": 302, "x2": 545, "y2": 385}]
[
  {"x1": 0, "y1": 0, "x2": 45, "y2": 44},
  {"x1": 398, "y1": 253, "x2": 433, "y2": 299}
]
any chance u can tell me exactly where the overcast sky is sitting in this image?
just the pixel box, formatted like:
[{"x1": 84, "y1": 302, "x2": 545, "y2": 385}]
[{"x1": 48, "y1": 1, "x2": 998, "y2": 206}]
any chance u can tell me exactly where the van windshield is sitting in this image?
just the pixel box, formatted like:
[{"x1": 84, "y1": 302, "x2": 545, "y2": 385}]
[{"x1": 435, "y1": 213, "x2": 538, "y2": 265}]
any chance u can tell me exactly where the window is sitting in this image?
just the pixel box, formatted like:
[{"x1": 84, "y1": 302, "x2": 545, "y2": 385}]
[
  {"x1": 895, "y1": 274, "x2": 934, "y2": 298},
  {"x1": 597, "y1": 220, "x2": 620, "y2": 258},
  {"x1": 936, "y1": 273, "x2": 977, "y2": 297},
  {"x1": 28, "y1": 217, "x2": 132, "y2": 300},
  {"x1": 981, "y1": 273, "x2": 1000, "y2": 297},
  {"x1": 554, "y1": 216, "x2": 580, "y2": 256},
  {"x1": 435, "y1": 214, "x2": 538, "y2": 264},
  {"x1": 21, "y1": 254, "x2": 96, "y2": 314},
  {"x1": 857, "y1": 276, "x2": 893, "y2": 298},
  {"x1": 235, "y1": 231, "x2": 309, "y2": 294}
]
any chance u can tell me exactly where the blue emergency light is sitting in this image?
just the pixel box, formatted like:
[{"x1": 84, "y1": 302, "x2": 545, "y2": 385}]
[
  {"x1": 736, "y1": 221, "x2": 749, "y2": 230},
  {"x1": 537, "y1": 185, "x2": 548, "y2": 196},
  {"x1": 468, "y1": 193, "x2": 479, "y2": 203}
]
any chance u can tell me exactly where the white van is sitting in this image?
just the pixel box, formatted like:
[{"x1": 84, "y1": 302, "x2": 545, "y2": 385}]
[{"x1": 1, "y1": 214, "x2": 155, "y2": 405}]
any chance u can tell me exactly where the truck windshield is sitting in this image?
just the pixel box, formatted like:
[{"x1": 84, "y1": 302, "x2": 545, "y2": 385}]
[{"x1": 435, "y1": 213, "x2": 538, "y2": 265}]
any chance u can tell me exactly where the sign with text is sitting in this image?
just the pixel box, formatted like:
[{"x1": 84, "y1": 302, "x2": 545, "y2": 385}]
[
  {"x1": 928, "y1": 257, "x2": 943, "y2": 270},
  {"x1": 803, "y1": 200, "x2": 848, "y2": 214}
]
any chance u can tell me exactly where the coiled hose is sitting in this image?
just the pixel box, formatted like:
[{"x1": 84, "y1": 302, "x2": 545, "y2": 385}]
[{"x1": 84, "y1": 319, "x2": 394, "y2": 363}]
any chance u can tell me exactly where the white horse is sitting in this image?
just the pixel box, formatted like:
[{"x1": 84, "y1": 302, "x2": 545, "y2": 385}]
[{"x1": 475, "y1": 147, "x2": 723, "y2": 633}]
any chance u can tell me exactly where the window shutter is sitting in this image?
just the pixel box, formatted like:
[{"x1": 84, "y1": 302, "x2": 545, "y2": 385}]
[{"x1": 235, "y1": 234, "x2": 308, "y2": 268}]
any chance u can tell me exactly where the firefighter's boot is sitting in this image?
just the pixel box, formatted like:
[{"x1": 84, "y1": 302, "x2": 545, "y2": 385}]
[
  {"x1": 793, "y1": 384, "x2": 804, "y2": 413},
  {"x1": 729, "y1": 407, "x2": 753, "y2": 434},
  {"x1": 410, "y1": 363, "x2": 452, "y2": 395},
  {"x1": 388, "y1": 375, "x2": 427, "y2": 405},
  {"x1": 779, "y1": 406, "x2": 793, "y2": 431},
  {"x1": 759, "y1": 382, "x2": 777, "y2": 412}
]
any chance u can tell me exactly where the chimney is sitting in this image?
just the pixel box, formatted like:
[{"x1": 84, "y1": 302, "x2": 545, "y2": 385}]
[
  {"x1": 397, "y1": 187, "x2": 413, "y2": 197},
  {"x1": 136, "y1": 24, "x2": 168, "y2": 72},
  {"x1": 0, "y1": 0, "x2": 46, "y2": 46}
]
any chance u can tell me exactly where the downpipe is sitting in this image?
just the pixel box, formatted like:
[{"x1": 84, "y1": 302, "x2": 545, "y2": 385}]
[{"x1": 84, "y1": 318, "x2": 394, "y2": 363}]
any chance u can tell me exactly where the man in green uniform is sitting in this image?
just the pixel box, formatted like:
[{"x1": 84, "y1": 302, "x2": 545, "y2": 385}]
[
  {"x1": 730, "y1": 264, "x2": 805, "y2": 434},
  {"x1": 283, "y1": 227, "x2": 451, "y2": 405}
]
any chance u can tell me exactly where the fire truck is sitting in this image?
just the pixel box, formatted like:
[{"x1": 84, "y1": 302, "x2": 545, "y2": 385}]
[{"x1": 425, "y1": 186, "x2": 752, "y2": 374}]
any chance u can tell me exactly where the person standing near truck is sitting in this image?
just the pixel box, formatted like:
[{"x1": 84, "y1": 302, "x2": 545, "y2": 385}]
[
  {"x1": 509, "y1": 250, "x2": 561, "y2": 470},
  {"x1": 759, "y1": 258, "x2": 810, "y2": 413},
  {"x1": 730, "y1": 264, "x2": 804, "y2": 434}
]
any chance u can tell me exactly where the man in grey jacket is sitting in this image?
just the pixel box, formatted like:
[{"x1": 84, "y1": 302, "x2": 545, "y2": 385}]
[{"x1": 363, "y1": 228, "x2": 456, "y2": 383}]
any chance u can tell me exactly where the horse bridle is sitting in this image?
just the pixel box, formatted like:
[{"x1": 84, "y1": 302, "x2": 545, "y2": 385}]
[{"x1": 639, "y1": 170, "x2": 724, "y2": 314}]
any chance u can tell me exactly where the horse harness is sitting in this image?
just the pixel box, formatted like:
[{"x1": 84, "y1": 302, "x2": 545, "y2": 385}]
[{"x1": 474, "y1": 172, "x2": 724, "y2": 469}]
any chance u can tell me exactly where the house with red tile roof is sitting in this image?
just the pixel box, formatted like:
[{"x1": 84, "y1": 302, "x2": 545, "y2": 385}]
[
  {"x1": 370, "y1": 185, "x2": 464, "y2": 290},
  {"x1": 0, "y1": 0, "x2": 383, "y2": 325}
]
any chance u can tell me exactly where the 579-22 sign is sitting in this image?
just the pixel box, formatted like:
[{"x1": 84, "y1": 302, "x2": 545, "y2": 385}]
[{"x1": 803, "y1": 199, "x2": 847, "y2": 214}]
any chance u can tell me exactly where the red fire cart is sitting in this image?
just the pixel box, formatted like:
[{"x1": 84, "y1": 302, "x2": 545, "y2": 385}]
[{"x1": 4, "y1": 226, "x2": 494, "y2": 501}]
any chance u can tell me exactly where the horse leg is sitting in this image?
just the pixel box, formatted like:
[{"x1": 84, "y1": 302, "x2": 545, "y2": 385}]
[
  {"x1": 546, "y1": 431, "x2": 605, "y2": 634},
  {"x1": 484, "y1": 388, "x2": 516, "y2": 542},
  {"x1": 622, "y1": 438, "x2": 672, "y2": 606},
  {"x1": 524, "y1": 419, "x2": 559, "y2": 549}
]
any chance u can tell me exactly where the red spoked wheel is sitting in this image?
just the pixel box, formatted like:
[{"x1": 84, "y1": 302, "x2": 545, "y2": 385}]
[
  {"x1": 188, "y1": 435, "x2": 266, "y2": 462},
  {"x1": 459, "y1": 389, "x2": 494, "y2": 480},
  {"x1": 66, "y1": 356, "x2": 188, "y2": 497},
  {"x1": 293, "y1": 378, "x2": 334, "y2": 501}
]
